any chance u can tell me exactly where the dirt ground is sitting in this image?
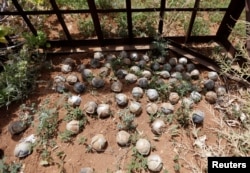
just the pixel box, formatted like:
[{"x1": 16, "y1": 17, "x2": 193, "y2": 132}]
[{"x1": 0, "y1": 50, "x2": 238, "y2": 173}]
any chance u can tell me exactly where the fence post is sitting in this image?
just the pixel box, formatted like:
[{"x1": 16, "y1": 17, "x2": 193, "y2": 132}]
[
  {"x1": 11, "y1": 0, "x2": 37, "y2": 35},
  {"x1": 185, "y1": 0, "x2": 200, "y2": 43},
  {"x1": 158, "y1": 0, "x2": 166, "y2": 35},
  {"x1": 246, "y1": 0, "x2": 250, "y2": 57},
  {"x1": 87, "y1": 0, "x2": 103, "y2": 45},
  {"x1": 50, "y1": 0, "x2": 72, "y2": 40},
  {"x1": 126, "y1": 0, "x2": 133, "y2": 42}
]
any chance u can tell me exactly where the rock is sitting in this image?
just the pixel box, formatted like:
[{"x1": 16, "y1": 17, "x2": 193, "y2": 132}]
[
  {"x1": 169, "y1": 92, "x2": 180, "y2": 104},
  {"x1": 190, "y1": 69, "x2": 200, "y2": 80},
  {"x1": 160, "y1": 102, "x2": 174, "y2": 114},
  {"x1": 81, "y1": 69, "x2": 93, "y2": 80},
  {"x1": 66, "y1": 74, "x2": 78, "y2": 85},
  {"x1": 111, "y1": 80, "x2": 123, "y2": 93},
  {"x1": 163, "y1": 63, "x2": 172, "y2": 72},
  {"x1": 130, "y1": 52, "x2": 140, "y2": 61},
  {"x1": 14, "y1": 142, "x2": 32, "y2": 158},
  {"x1": 91, "y1": 77, "x2": 105, "y2": 88},
  {"x1": 135, "y1": 138, "x2": 151, "y2": 155},
  {"x1": 192, "y1": 110, "x2": 205, "y2": 124},
  {"x1": 90, "y1": 58, "x2": 101, "y2": 68},
  {"x1": 132, "y1": 87, "x2": 144, "y2": 100},
  {"x1": 93, "y1": 52, "x2": 104, "y2": 60},
  {"x1": 190, "y1": 91, "x2": 202, "y2": 103},
  {"x1": 208, "y1": 71, "x2": 219, "y2": 81},
  {"x1": 130, "y1": 65, "x2": 140, "y2": 74},
  {"x1": 79, "y1": 167, "x2": 94, "y2": 173},
  {"x1": 125, "y1": 73, "x2": 138, "y2": 84},
  {"x1": 116, "y1": 69, "x2": 128, "y2": 79},
  {"x1": 186, "y1": 63, "x2": 196, "y2": 72},
  {"x1": 63, "y1": 57, "x2": 75, "y2": 67},
  {"x1": 8, "y1": 121, "x2": 29, "y2": 135},
  {"x1": 116, "y1": 130, "x2": 130, "y2": 146},
  {"x1": 146, "y1": 89, "x2": 159, "y2": 101},
  {"x1": 157, "y1": 71, "x2": 170, "y2": 79},
  {"x1": 204, "y1": 79, "x2": 215, "y2": 90},
  {"x1": 137, "y1": 77, "x2": 148, "y2": 89},
  {"x1": 216, "y1": 86, "x2": 227, "y2": 96},
  {"x1": 175, "y1": 64, "x2": 185, "y2": 72},
  {"x1": 66, "y1": 120, "x2": 80, "y2": 134},
  {"x1": 146, "y1": 103, "x2": 158, "y2": 115},
  {"x1": 147, "y1": 154, "x2": 163, "y2": 172},
  {"x1": 73, "y1": 82, "x2": 86, "y2": 94},
  {"x1": 99, "y1": 67, "x2": 110, "y2": 77},
  {"x1": 150, "y1": 61, "x2": 161, "y2": 71},
  {"x1": 61, "y1": 64, "x2": 72, "y2": 73},
  {"x1": 169, "y1": 57, "x2": 178, "y2": 66},
  {"x1": 178, "y1": 57, "x2": 188, "y2": 65},
  {"x1": 205, "y1": 91, "x2": 217, "y2": 104}
]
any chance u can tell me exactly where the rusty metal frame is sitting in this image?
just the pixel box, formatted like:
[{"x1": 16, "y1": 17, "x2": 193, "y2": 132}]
[{"x1": 0, "y1": 0, "x2": 247, "y2": 57}]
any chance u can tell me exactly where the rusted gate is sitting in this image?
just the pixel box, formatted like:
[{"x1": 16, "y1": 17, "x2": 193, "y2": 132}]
[{"x1": 0, "y1": 0, "x2": 249, "y2": 64}]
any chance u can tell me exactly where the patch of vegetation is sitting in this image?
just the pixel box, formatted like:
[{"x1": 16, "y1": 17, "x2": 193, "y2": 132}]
[
  {"x1": 127, "y1": 148, "x2": 148, "y2": 173},
  {"x1": 0, "y1": 160, "x2": 22, "y2": 173},
  {"x1": 78, "y1": 17, "x2": 96, "y2": 38},
  {"x1": 117, "y1": 109, "x2": 137, "y2": 132}
]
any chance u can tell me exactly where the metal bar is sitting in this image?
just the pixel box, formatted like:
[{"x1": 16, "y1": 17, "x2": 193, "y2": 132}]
[
  {"x1": 126, "y1": 0, "x2": 133, "y2": 41},
  {"x1": 158, "y1": 0, "x2": 166, "y2": 34},
  {"x1": 0, "y1": 8, "x2": 228, "y2": 15},
  {"x1": 47, "y1": 36, "x2": 217, "y2": 47},
  {"x1": 87, "y1": 0, "x2": 103, "y2": 44},
  {"x1": 246, "y1": 0, "x2": 250, "y2": 57},
  {"x1": 50, "y1": 0, "x2": 71, "y2": 40},
  {"x1": 216, "y1": 0, "x2": 245, "y2": 40},
  {"x1": 185, "y1": 0, "x2": 200, "y2": 43},
  {"x1": 11, "y1": 0, "x2": 37, "y2": 35}
]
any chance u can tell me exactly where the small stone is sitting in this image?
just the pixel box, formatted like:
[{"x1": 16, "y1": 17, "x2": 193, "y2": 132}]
[
  {"x1": 190, "y1": 91, "x2": 202, "y2": 103},
  {"x1": 147, "y1": 154, "x2": 163, "y2": 172},
  {"x1": 130, "y1": 65, "x2": 140, "y2": 74},
  {"x1": 130, "y1": 52, "x2": 140, "y2": 61},
  {"x1": 136, "y1": 138, "x2": 151, "y2": 155},
  {"x1": 73, "y1": 82, "x2": 86, "y2": 94},
  {"x1": 8, "y1": 121, "x2": 28, "y2": 135},
  {"x1": 157, "y1": 56, "x2": 166, "y2": 64},
  {"x1": 169, "y1": 57, "x2": 178, "y2": 66},
  {"x1": 205, "y1": 91, "x2": 217, "y2": 104},
  {"x1": 182, "y1": 97, "x2": 194, "y2": 108},
  {"x1": 111, "y1": 80, "x2": 123, "y2": 93},
  {"x1": 208, "y1": 71, "x2": 219, "y2": 81},
  {"x1": 142, "y1": 54, "x2": 150, "y2": 62},
  {"x1": 137, "y1": 60, "x2": 146, "y2": 68},
  {"x1": 146, "y1": 103, "x2": 158, "y2": 115},
  {"x1": 77, "y1": 64, "x2": 86, "y2": 72},
  {"x1": 186, "y1": 63, "x2": 196, "y2": 72},
  {"x1": 175, "y1": 64, "x2": 185, "y2": 72},
  {"x1": 66, "y1": 120, "x2": 80, "y2": 134},
  {"x1": 116, "y1": 130, "x2": 130, "y2": 146},
  {"x1": 150, "y1": 61, "x2": 161, "y2": 71},
  {"x1": 171, "y1": 72, "x2": 182, "y2": 79},
  {"x1": 91, "y1": 77, "x2": 105, "y2": 88},
  {"x1": 137, "y1": 77, "x2": 148, "y2": 89},
  {"x1": 14, "y1": 142, "x2": 32, "y2": 158},
  {"x1": 157, "y1": 71, "x2": 170, "y2": 79},
  {"x1": 123, "y1": 58, "x2": 131, "y2": 65},
  {"x1": 119, "y1": 50, "x2": 128, "y2": 59},
  {"x1": 132, "y1": 87, "x2": 144, "y2": 100},
  {"x1": 169, "y1": 92, "x2": 180, "y2": 104},
  {"x1": 216, "y1": 86, "x2": 227, "y2": 96},
  {"x1": 116, "y1": 69, "x2": 128, "y2": 79},
  {"x1": 63, "y1": 58, "x2": 75, "y2": 67},
  {"x1": 66, "y1": 74, "x2": 78, "y2": 85},
  {"x1": 99, "y1": 67, "x2": 110, "y2": 77},
  {"x1": 141, "y1": 70, "x2": 152, "y2": 79},
  {"x1": 192, "y1": 110, "x2": 205, "y2": 124},
  {"x1": 146, "y1": 89, "x2": 159, "y2": 101},
  {"x1": 81, "y1": 69, "x2": 93, "y2": 80},
  {"x1": 79, "y1": 167, "x2": 94, "y2": 173},
  {"x1": 90, "y1": 58, "x2": 101, "y2": 68},
  {"x1": 160, "y1": 102, "x2": 174, "y2": 114},
  {"x1": 61, "y1": 64, "x2": 72, "y2": 73},
  {"x1": 163, "y1": 63, "x2": 172, "y2": 72},
  {"x1": 204, "y1": 79, "x2": 215, "y2": 90},
  {"x1": 94, "y1": 52, "x2": 104, "y2": 60},
  {"x1": 190, "y1": 69, "x2": 200, "y2": 80},
  {"x1": 125, "y1": 73, "x2": 138, "y2": 84},
  {"x1": 178, "y1": 57, "x2": 188, "y2": 65}
]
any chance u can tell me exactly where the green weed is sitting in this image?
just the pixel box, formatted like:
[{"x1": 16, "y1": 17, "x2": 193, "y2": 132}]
[
  {"x1": 127, "y1": 148, "x2": 148, "y2": 173},
  {"x1": 0, "y1": 160, "x2": 22, "y2": 173},
  {"x1": 78, "y1": 17, "x2": 96, "y2": 38},
  {"x1": 117, "y1": 109, "x2": 137, "y2": 132}
]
